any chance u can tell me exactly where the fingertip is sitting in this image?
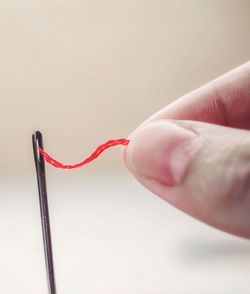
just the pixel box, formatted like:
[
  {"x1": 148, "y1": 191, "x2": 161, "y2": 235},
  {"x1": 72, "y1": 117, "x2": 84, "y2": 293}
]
[{"x1": 123, "y1": 120, "x2": 196, "y2": 186}]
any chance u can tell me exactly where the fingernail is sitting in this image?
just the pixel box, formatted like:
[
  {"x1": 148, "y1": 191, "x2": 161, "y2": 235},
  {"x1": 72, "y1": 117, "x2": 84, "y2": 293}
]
[{"x1": 125, "y1": 121, "x2": 197, "y2": 186}]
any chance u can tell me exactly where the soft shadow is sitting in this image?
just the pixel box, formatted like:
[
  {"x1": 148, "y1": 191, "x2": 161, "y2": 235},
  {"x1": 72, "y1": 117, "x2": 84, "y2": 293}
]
[{"x1": 177, "y1": 237, "x2": 250, "y2": 263}]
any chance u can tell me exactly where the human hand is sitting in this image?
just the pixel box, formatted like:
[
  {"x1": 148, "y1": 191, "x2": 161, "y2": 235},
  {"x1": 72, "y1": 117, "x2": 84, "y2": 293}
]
[{"x1": 122, "y1": 62, "x2": 250, "y2": 238}]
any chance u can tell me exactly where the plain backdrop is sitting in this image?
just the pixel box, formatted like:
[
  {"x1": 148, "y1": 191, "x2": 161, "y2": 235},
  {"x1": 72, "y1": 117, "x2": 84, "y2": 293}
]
[
  {"x1": 0, "y1": 1, "x2": 250, "y2": 294},
  {"x1": 0, "y1": 0, "x2": 250, "y2": 172}
]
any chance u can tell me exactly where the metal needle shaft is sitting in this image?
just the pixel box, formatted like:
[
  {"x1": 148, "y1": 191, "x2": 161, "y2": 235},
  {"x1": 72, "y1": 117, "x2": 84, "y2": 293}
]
[{"x1": 32, "y1": 130, "x2": 56, "y2": 294}]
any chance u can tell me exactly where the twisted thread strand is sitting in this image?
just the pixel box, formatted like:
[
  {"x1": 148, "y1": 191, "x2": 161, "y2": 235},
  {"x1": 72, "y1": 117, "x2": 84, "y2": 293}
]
[{"x1": 38, "y1": 138, "x2": 130, "y2": 169}]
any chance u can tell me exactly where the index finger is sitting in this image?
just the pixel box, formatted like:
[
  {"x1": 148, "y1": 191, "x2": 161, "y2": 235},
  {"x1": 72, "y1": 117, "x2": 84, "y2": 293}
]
[{"x1": 148, "y1": 62, "x2": 250, "y2": 129}]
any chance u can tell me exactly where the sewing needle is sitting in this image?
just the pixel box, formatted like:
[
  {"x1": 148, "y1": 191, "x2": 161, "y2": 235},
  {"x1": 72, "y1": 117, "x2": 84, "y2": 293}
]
[{"x1": 32, "y1": 130, "x2": 56, "y2": 294}]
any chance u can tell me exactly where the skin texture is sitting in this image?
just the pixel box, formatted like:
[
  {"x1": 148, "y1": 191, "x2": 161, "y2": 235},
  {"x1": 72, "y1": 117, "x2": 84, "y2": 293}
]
[{"x1": 122, "y1": 61, "x2": 250, "y2": 239}]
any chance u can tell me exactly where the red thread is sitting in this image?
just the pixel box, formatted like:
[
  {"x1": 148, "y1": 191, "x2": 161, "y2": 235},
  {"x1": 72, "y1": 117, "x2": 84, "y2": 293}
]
[{"x1": 38, "y1": 138, "x2": 130, "y2": 169}]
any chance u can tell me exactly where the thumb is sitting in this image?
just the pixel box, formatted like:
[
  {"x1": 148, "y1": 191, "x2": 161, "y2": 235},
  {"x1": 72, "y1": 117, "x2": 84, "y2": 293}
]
[{"x1": 123, "y1": 120, "x2": 250, "y2": 238}]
